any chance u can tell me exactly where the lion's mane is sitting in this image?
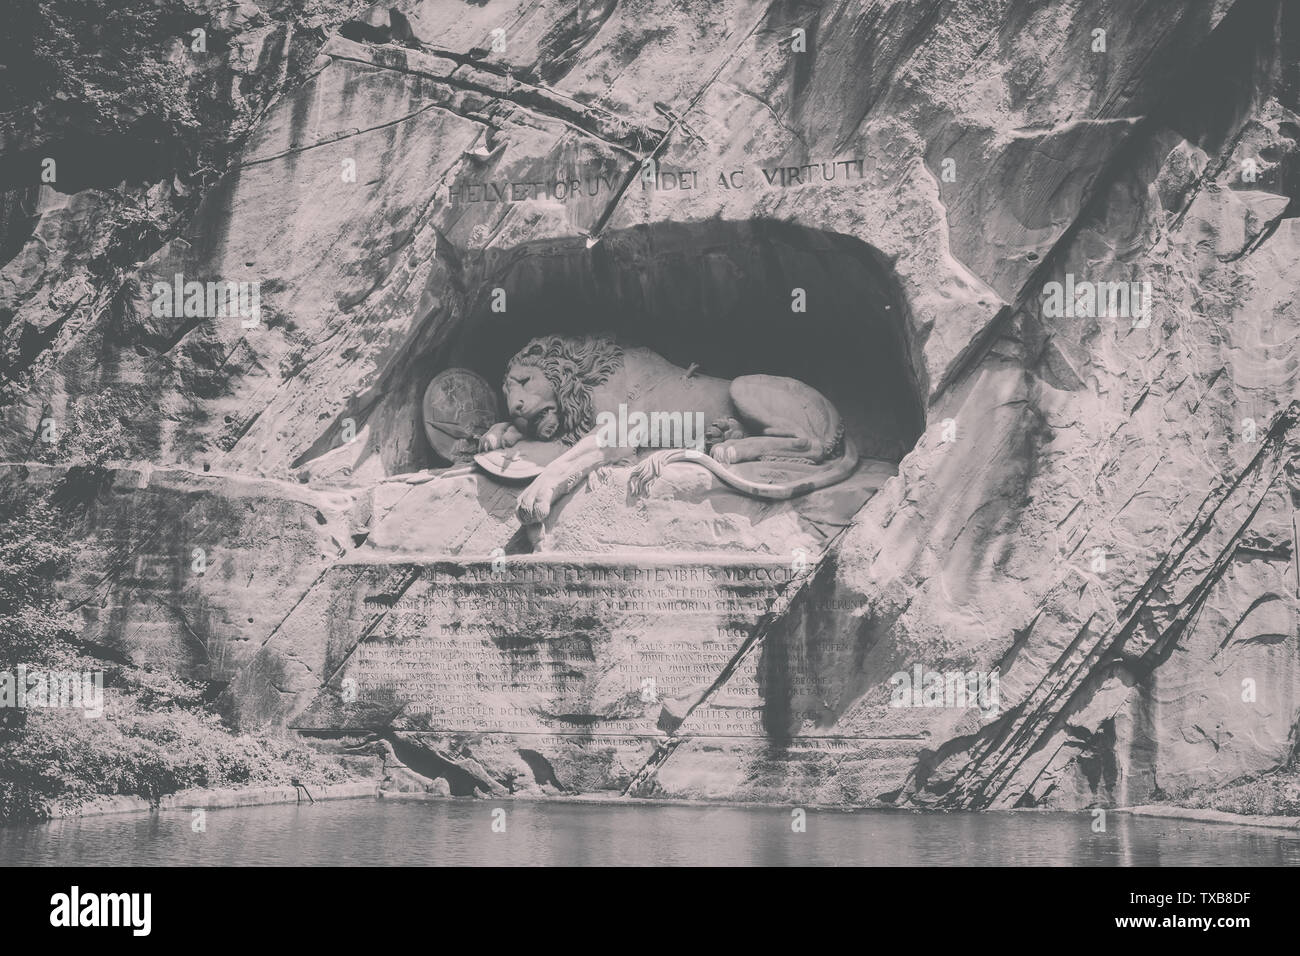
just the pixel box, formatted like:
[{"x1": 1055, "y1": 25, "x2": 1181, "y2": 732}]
[{"x1": 505, "y1": 335, "x2": 624, "y2": 445}]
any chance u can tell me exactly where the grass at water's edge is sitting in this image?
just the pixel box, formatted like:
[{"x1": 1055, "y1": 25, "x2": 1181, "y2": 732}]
[
  {"x1": 1158, "y1": 769, "x2": 1300, "y2": 818},
  {"x1": 0, "y1": 708, "x2": 356, "y2": 825},
  {"x1": 0, "y1": 452, "x2": 355, "y2": 826}
]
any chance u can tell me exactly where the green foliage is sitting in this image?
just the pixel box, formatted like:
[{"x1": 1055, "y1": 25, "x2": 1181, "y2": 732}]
[
  {"x1": 0, "y1": 703, "x2": 350, "y2": 819},
  {"x1": 0, "y1": 0, "x2": 367, "y2": 161},
  {"x1": 34, "y1": 387, "x2": 140, "y2": 466},
  {"x1": 1168, "y1": 770, "x2": 1300, "y2": 817},
  {"x1": 0, "y1": 482, "x2": 80, "y2": 671},
  {"x1": 1, "y1": 0, "x2": 200, "y2": 125},
  {"x1": 0, "y1": 0, "x2": 203, "y2": 140},
  {"x1": 0, "y1": 433, "x2": 350, "y2": 824}
]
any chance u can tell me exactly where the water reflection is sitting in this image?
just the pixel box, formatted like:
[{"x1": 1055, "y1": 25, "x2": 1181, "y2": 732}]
[{"x1": 2, "y1": 800, "x2": 1297, "y2": 866}]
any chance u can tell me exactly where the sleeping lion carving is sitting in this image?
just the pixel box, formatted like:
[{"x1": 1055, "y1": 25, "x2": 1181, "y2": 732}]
[{"x1": 478, "y1": 335, "x2": 858, "y2": 533}]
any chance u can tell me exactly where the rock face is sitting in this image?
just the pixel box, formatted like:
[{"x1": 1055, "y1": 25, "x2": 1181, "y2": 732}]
[{"x1": 2, "y1": 0, "x2": 1298, "y2": 807}]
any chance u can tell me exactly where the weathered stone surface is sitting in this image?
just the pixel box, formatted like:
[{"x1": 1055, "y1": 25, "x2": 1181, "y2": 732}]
[
  {"x1": 286, "y1": 556, "x2": 789, "y2": 728},
  {"x1": 3, "y1": 0, "x2": 1299, "y2": 808}
]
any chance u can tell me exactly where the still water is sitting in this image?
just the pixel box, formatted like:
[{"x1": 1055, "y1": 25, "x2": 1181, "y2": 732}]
[{"x1": 2, "y1": 799, "x2": 1297, "y2": 866}]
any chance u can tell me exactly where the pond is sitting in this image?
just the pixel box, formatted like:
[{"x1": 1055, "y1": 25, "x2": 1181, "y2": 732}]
[{"x1": 3, "y1": 798, "x2": 1297, "y2": 866}]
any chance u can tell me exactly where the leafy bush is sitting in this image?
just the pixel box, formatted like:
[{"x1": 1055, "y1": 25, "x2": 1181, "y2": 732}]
[
  {"x1": 32, "y1": 387, "x2": 142, "y2": 467},
  {"x1": 0, "y1": 480, "x2": 81, "y2": 672},
  {"x1": 1166, "y1": 770, "x2": 1300, "y2": 817},
  {"x1": 0, "y1": 703, "x2": 349, "y2": 819},
  {"x1": 0, "y1": 452, "x2": 351, "y2": 824}
]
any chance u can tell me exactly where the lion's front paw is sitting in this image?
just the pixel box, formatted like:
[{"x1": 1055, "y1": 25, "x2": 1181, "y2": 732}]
[
  {"x1": 628, "y1": 456, "x2": 665, "y2": 497},
  {"x1": 517, "y1": 479, "x2": 555, "y2": 525},
  {"x1": 479, "y1": 422, "x2": 521, "y2": 452}
]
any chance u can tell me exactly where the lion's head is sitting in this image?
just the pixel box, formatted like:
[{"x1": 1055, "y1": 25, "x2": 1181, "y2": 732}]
[{"x1": 503, "y1": 335, "x2": 624, "y2": 445}]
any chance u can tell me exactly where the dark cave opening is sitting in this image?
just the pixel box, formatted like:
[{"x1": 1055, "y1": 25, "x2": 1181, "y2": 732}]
[{"x1": 345, "y1": 219, "x2": 926, "y2": 478}]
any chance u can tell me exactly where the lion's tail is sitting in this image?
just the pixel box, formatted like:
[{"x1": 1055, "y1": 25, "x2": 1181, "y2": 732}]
[{"x1": 629, "y1": 438, "x2": 860, "y2": 501}]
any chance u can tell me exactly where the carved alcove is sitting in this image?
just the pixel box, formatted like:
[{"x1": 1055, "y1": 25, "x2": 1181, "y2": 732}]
[{"x1": 311, "y1": 219, "x2": 925, "y2": 554}]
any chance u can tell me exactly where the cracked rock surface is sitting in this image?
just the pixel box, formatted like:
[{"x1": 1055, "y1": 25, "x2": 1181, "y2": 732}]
[{"x1": 1, "y1": 0, "x2": 1298, "y2": 807}]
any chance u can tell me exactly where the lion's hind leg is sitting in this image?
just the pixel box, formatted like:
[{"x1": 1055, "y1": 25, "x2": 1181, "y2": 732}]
[
  {"x1": 704, "y1": 416, "x2": 746, "y2": 450},
  {"x1": 720, "y1": 375, "x2": 839, "y2": 463},
  {"x1": 708, "y1": 436, "x2": 811, "y2": 464}
]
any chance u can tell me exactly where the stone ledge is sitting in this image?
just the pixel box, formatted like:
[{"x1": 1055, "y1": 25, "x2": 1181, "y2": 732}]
[
  {"x1": 48, "y1": 782, "x2": 377, "y2": 819},
  {"x1": 51, "y1": 794, "x2": 154, "y2": 818},
  {"x1": 159, "y1": 782, "x2": 377, "y2": 810},
  {"x1": 1118, "y1": 804, "x2": 1300, "y2": 831}
]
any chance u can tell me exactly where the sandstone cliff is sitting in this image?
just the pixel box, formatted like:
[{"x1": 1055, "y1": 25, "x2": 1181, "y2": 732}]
[{"x1": 2, "y1": 0, "x2": 1297, "y2": 808}]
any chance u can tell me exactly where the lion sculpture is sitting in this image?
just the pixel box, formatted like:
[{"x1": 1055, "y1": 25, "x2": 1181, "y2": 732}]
[{"x1": 478, "y1": 335, "x2": 858, "y2": 531}]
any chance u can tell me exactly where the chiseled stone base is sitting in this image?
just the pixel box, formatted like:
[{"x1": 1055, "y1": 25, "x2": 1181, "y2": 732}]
[{"x1": 283, "y1": 552, "x2": 943, "y2": 802}]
